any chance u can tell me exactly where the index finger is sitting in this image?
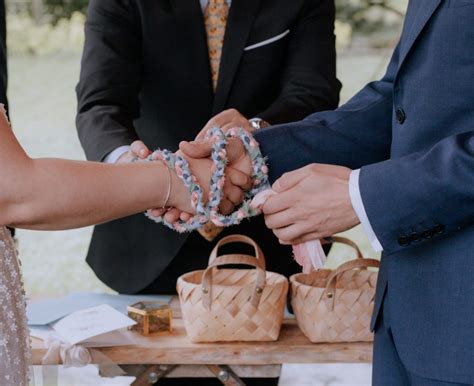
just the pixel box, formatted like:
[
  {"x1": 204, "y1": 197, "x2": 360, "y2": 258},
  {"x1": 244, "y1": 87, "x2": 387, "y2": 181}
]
[
  {"x1": 272, "y1": 168, "x2": 308, "y2": 193},
  {"x1": 261, "y1": 190, "x2": 293, "y2": 215}
]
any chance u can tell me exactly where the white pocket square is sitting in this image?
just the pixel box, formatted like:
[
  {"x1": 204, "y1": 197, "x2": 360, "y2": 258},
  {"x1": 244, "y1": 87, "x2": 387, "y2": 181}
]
[{"x1": 244, "y1": 29, "x2": 290, "y2": 51}]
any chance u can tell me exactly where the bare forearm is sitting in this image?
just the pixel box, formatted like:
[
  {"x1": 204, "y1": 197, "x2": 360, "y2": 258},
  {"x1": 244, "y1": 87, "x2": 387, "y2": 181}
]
[{"x1": 1, "y1": 158, "x2": 180, "y2": 230}]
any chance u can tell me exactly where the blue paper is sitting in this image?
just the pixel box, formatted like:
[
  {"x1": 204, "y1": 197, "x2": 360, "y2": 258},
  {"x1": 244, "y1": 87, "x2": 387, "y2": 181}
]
[{"x1": 27, "y1": 292, "x2": 172, "y2": 326}]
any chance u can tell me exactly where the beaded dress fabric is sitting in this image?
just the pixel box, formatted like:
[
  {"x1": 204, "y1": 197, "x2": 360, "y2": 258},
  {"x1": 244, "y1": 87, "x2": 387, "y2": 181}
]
[{"x1": 0, "y1": 226, "x2": 30, "y2": 385}]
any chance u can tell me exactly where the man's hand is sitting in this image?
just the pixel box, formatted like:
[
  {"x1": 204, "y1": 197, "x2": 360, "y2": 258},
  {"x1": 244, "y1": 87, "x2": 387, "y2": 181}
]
[
  {"x1": 179, "y1": 137, "x2": 252, "y2": 177},
  {"x1": 195, "y1": 109, "x2": 254, "y2": 141},
  {"x1": 262, "y1": 164, "x2": 360, "y2": 245},
  {"x1": 117, "y1": 140, "x2": 152, "y2": 163}
]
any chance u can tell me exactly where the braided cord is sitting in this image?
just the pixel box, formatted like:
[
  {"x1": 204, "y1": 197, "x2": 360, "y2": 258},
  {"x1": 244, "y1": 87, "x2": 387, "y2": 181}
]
[{"x1": 146, "y1": 127, "x2": 270, "y2": 233}]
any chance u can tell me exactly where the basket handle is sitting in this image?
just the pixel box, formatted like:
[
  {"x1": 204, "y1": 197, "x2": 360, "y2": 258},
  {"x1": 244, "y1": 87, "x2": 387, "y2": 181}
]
[
  {"x1": 202, "y1": 235, "x2": 267, "y2": 310},
  {"x1": 209, "y1": 234, "x2": 266, "y2": 270},
  {"x1": 326, "y1": 236, "x2": 364, "y2": 259},
  {"x1": 323, "y1": 258, "x2": 380, "y2": 310}
]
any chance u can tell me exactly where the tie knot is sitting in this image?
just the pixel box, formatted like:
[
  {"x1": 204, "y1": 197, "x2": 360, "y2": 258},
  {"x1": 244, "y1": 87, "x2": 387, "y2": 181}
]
[{"x1": 209, "y1": 0, "x2": 227, "y2": 5}]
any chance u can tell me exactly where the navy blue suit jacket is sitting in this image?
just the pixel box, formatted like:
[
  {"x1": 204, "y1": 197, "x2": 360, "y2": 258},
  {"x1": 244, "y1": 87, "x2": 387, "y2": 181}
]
[{"x1": 255, "y1": 1, "x2": 474, "y2": 382}]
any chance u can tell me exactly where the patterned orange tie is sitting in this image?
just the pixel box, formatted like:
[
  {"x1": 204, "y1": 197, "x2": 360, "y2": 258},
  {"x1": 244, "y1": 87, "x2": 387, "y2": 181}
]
[
  {"x1": 204, "y1": 0, "x2": 229, "y2": 91},
  {"x1": 198, "y1": 0, "x2": 229, "y2": 241}
]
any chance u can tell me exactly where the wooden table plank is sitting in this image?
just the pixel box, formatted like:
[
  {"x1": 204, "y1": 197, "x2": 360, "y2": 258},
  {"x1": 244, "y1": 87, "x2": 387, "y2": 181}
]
[
  {"x1": 31, "y1": 296, "x2": 372, "y2": 365},
  {"x1": 31, "y1": 319, "x2": 372, "y2": 365}
]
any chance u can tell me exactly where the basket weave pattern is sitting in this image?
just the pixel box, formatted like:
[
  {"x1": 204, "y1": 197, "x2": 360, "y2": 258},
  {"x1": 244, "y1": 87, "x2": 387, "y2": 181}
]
[
  {"x1": 177, "y1": 235, "x2": 288, "y2": 342},
  {"x1": 290, "y1": 237, "x2": 379, "y2": 343}
]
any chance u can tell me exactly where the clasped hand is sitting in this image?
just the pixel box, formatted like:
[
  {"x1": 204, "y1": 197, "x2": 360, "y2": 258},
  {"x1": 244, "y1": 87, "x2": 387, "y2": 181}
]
[
  {"x1": 119, "y1": 137, "x2": 253, "y2": 222},
  {"x1": 178, "y1": 134, "x2": 360, "y2": 243},
  {"x1": 124, "y1": 119, "x2": 360, "y2": 243}
]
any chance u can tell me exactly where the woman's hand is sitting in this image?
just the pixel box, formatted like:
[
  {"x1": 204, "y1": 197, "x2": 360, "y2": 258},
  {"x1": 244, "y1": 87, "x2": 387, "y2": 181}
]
[
  {"x1": 166, "y1": 167, "x2": 194, "y2": 215},
  {"x1": 164, "y1": 137, "x2": 254, "y2": 223},
  {"x1": 179, "y1": 137, "x2": 252, "y2": 178},
  {"x1": 155, "y1": 150, "x2": 252, "y2": 223}
]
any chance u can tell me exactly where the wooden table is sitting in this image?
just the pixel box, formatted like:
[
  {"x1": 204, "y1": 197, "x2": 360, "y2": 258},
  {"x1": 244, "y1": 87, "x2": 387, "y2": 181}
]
[{"x1": 31, "y1": 297, "x2": 372, "y2": 385}]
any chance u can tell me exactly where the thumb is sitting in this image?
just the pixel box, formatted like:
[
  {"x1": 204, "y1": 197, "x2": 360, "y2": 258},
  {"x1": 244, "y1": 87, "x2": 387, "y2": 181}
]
[
  {"x1": 131, "y1": 140, "x2": 151, "y2": 159},
  {"x1": 179, "y1": 140, "x2": 212, "y2": 158},
  {"x1": 272, "y1": 168, "x2": 307, "y2": 193}
]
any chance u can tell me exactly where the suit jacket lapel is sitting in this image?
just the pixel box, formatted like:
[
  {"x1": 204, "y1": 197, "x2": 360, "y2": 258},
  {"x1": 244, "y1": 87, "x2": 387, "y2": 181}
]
[
  {"x1": 172, "y1": 0, "x2": 213, "y2": 96},
  {"x1": 212, "y1": 0, "x2": 263, "y2": 113},
  {"x1": 397, "y1": 0, "x2": 442, "y2": 71}
]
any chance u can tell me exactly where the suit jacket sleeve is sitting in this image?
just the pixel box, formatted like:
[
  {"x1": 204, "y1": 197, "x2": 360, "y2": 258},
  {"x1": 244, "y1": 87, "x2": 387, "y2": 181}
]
[
  {"x1": 359, "y1": 131, "x2": 474, "y2": 254},
  {"x1": 76, "y1": 0, "x2": 141, "y2": 161},
  {"x1": 254, "y1": 44, "x2": 401, "y2": 182},
  {"x1": 256, "y1": 0, "x2": 341, "y2": 124}
]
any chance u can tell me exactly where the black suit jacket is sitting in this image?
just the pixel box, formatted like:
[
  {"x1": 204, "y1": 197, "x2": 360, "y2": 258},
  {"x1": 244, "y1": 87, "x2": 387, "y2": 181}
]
[{"x1": 76, "y1": 0, "x2": 341, "y2": 293}]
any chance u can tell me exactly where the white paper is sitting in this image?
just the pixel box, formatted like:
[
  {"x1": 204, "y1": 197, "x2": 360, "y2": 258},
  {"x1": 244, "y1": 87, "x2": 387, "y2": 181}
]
[
  {"x1": 52, "y1": 304, "x2": 136, "y2": 346},
  {"x1": 27, "y1": 292, "x2": 172, "y2": 326},
  {"x1": 31, "y1": 326, "x2": 135, "y2": 348}
]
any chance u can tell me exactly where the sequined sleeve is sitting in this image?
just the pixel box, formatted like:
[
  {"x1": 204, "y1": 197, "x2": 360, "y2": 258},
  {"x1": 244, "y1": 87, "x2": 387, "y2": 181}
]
[{"x1": 0, "y1": 227, "x2": 30, "y2": 385}]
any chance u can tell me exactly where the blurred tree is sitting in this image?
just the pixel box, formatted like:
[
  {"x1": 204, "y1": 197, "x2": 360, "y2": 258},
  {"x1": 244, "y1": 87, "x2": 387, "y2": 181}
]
[
  {"x1": 31, "y1": 0, "x2": 44, "y2": 24},
  {"x1": 8, "y1": 0, "x2": 406, "y2": 31},
  {"x1": 336, "y1": 0, "x2": 404, "y2": 33},
  {"x1": 43, "y1": 0, "x2": 87, "y2": 23}
]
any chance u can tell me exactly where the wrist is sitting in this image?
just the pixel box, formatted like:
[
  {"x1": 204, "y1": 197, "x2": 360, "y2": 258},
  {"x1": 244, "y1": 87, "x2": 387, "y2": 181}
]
[
  {"x1": 167, "y1": 169, "x2": 186, "y2": 209},
  {"x1": 342, "y1": 174, "x2": 360, "y2": 229},
  {"x1": 149, "y1": 161, "x2": 181, "y2": 209}
]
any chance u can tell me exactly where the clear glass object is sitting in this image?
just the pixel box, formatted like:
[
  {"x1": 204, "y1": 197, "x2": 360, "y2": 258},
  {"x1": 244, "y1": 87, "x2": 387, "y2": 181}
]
[{"x1": 127, "y1": 301, "x2": 173, "y2": 336}]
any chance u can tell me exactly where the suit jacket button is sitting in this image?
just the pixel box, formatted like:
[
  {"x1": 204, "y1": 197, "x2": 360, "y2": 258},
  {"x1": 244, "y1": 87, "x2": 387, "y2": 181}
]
[
  {"x1": 396, "y1": 108, "x2": 406, "y2": 124},
  {"x1": 433, "y1": 224, "x2": 445, "y2": 235},
  {"x1": 398, "y1": 236, "x2": 410, "y2": 246},
  {"x1": 410, "y1": 232, "x2": 421, "y2": 243},
  {"x1": 421, "y1": 229, "x2": 433, "y2": 239}
]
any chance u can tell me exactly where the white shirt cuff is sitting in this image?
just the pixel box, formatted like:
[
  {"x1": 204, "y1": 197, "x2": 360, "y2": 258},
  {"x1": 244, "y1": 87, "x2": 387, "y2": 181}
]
[
  {"x1": 349, "y1": 169, "x2": 384, "y2": 252},
  {"x1": 103, "y1": 145, "x2": 131, "y2": 164}
]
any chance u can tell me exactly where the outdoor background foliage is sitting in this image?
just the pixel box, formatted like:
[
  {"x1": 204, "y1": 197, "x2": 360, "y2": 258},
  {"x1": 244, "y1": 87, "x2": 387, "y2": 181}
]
[{"x1": 6, "y1": 0, "x2": 406, "y2": 55}]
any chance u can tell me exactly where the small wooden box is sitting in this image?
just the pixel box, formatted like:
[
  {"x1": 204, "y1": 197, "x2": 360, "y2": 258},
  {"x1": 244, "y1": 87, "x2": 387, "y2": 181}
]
[{"x1": 127, "y1": 301, "x2": 173, "y2": 336}]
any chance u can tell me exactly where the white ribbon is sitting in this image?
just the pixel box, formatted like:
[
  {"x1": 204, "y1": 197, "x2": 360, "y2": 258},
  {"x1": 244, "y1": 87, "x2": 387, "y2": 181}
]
[
  {"x1": 41, "y1": 334, "x2": 125, "y2": 385},
  {"x1": 43, "y1": 334, "x2": 92, "y2": 368}
]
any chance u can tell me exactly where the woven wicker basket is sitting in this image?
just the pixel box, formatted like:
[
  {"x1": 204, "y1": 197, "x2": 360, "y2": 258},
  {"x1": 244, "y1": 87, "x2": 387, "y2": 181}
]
[
  {"x1": 177, "y1": 234, "x2": 289, "y2": 342},
  {"x1": 290, "y1": 237, "x2": 379, "y2": 343}
]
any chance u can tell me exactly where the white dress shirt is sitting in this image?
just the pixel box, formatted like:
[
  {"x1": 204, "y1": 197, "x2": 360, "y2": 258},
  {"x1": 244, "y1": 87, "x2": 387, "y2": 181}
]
[
  {"x1": 104, "y1": 0, "x2": 382, "y2": 252},
  {"x1": 349, "y1": 169, "x2": 383, "y2": 251}
]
